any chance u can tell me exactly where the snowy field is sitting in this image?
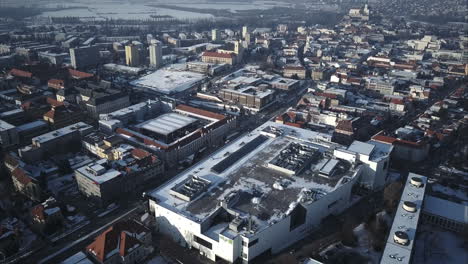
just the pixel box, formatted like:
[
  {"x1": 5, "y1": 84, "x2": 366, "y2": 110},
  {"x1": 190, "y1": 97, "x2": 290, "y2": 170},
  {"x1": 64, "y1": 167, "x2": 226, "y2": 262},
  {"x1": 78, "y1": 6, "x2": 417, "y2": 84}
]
[
  {"x1": 169, "y1": 0, "x2": 292, "y2": 12},
  {"x1": 40, "y1": 3, "x2": 214, "y2": 20},
  {"x1": 39, "y1": 0, "x2": 291, "y2": 20}
]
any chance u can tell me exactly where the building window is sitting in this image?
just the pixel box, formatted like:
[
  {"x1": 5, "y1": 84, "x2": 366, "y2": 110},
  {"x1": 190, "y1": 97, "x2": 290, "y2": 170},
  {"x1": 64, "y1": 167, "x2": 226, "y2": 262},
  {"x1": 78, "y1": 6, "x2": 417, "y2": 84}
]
[
  {"x1": 248, "y1": 239, "x2": 258, "y2": 248},
  {"x1": 194, "y1": 235, "x2": 212, "y2": 249},
  {"x1": 289, "y1": 204, "x2": 307, "y2": 231}
]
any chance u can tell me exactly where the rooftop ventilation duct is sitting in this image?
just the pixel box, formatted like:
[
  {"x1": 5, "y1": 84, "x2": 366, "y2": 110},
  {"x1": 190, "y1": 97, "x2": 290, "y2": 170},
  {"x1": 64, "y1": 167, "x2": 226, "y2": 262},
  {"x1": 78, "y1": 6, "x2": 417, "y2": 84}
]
[
  {"x1": 393, "y1": 231, "x2": 409, "y2": 246},
  {"x1": 410, "y1": 177, "x2": 423, "y2": 187},
  {"x1": 402, "y1": 201, "x2": 417, "y2": 213}
]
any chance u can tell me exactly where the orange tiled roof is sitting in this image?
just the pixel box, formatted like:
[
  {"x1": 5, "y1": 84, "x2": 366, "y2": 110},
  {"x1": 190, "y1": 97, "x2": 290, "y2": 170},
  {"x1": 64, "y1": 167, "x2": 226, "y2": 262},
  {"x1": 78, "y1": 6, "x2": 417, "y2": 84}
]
[
  {"x1": 9, "y1": 69, "x2": 32, "y2": 78},
  {"x1": 202, "y1": 51, "x2": 235, "y2": 59},
  {"x1": 12, "y1": 167, "x2": 32, "y2": 185}
]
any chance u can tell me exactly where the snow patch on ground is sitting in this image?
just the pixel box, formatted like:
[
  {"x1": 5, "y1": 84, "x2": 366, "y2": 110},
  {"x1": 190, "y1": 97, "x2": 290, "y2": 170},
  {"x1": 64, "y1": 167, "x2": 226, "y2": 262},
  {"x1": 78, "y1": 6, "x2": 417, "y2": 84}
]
[{"x1": 351, "y1": 223, "x2": 382, "y2": 264}]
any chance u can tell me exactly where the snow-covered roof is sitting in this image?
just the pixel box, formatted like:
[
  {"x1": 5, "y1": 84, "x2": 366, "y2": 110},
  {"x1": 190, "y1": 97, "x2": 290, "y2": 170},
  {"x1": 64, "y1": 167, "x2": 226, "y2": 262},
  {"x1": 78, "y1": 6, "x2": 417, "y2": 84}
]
[
  {"x1": 100, "y1": 100, "x2": 158, "y2": 120},
  {"x1": 367, "y1": 140, "x2": 393, "y2": 161},
  {"x1": 423, "y1": 195, "x2": 468, "y2": 224},
  {"x1": 347, "y1": 141, "x2": 375, "y2": 156},
  {"x1": 136, "y1": 113, "x2": 197, "y2": 136},
  {"x1": 149, "y1": 121, "x2": 360, "y2": 233},
  {"x1": 130, "y1": 69, "x2": 206, "y2": 95},
  {"x1": 0, "y1": 119, "x2": 14, "y2": 131},
  {"x1": 103, "y1": 63, "x2": 144, "y2": 74},
  {"x1": 32, "y1": 122, "x2": 92, "y2": 144},
  {"x1": 16, "y1": 120, "x2": 48, "y2": 132},
  {"x1": 76, "y1": 159, "x2": 122, "y2": 184},
  {"x1": 0, "y1": 108, "x2": 23, "y2": 117}
]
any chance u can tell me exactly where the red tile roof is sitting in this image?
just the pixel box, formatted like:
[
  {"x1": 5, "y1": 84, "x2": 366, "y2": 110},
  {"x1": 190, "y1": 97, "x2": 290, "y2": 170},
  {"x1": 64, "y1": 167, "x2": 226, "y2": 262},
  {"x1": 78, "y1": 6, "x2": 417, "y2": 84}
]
[
  {"x1": 336, "y1": 120, "x2": 354, "y2": 132},
  {"x1": 21, "y1": 101, "x2": 32, "y2": 110},
  {"x1": 176, "y1": 104, "x2": 226, "y2": 121},
  {"x1": 46, "y1": 97, "x2": 65, "y2": 108},
  {"x1": 4, "y1": 154, "x2": 19, "y2": 168},
  {"x1": 44, "y1": 109, "x2": 56, "y2": 119},
  {"x1": 372, "y1": 135, "x2": 397, "y2": 144},
  {"x1": 372, "y1": 134, "x2": 425, "y2": 147},
  {"x1": 315, "y1": 92, "x2": 338, "y2": 99},
  {"x1": 86, "y1": 220, "x2": 147, "y2": 262},
  {"x1": 394, "y1": 64, "x2": 415, "y2": 70},
  {"x1": 48, "y1": 79, "x2": 65, "y2": 89},
  {"x1": 202, "y1": 51, "x2": 235, "y2": 59},
  {"x1": 284, "y1": 122, "x2": 302, "y2": 128},
  {"x1": 31, "y1": 205, "x2": 45, "y2": 221},
  {"x1": 12, "y1": 167, "x2": 32, "y2": 185},
  {"x1": 131, "y1": 148, "x2": 151, "y2": 160},
  {"x1": 9, "y1": 69, "x2": 32, "y2": 78},
  {"x1": 68, "y1": 69, "x2": 94, "y2": 79},
  {"x1": 390, "y1": 98, "x2": 405, "y2": 105}
]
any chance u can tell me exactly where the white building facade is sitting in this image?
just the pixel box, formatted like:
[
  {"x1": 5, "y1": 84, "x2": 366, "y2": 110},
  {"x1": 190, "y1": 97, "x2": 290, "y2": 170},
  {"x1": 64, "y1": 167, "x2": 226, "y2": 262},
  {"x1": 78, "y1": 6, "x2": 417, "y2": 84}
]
[{"x1": 148, "y1": 122, "x2": 390, "y2": 263}]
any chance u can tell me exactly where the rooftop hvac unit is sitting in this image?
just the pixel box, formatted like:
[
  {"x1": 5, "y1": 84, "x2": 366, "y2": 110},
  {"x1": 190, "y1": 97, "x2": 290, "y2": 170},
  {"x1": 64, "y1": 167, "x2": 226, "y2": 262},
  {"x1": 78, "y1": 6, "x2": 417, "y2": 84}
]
[
  {"x1": 229, "y1": 218, "x2": 244, "y2": 232},
  {"x1": 410, "y1": 177, "x2": 424, "y2": 188},
  {"x1": 393, "y1": 231, "x2": 409, "y2": 246},
  {"x1": 402, "y1": 201, "x2": 417, "y2": 213}
]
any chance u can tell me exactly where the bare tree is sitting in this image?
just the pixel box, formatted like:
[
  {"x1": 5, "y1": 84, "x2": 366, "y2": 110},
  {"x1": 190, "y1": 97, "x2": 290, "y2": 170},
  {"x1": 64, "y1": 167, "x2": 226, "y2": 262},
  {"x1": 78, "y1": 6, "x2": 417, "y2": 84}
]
[{"x1": 383, "y1": 181, "x2": 404, "y2": 213}]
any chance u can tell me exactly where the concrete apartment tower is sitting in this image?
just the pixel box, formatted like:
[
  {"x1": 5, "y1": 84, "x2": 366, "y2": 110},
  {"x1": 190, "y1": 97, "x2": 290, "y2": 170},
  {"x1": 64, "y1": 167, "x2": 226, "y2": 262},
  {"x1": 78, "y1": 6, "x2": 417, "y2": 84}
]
[
  {"x1": 242, "y1": 25, "x2": 249, "y2": 38},
  {"x1": 212, "y1": 29, "x2": 220, "y2": 42},
  {"x1": 149, "y1": 40, "x2": 162, "y2": 68},
  {"x1": 125, "y1": 44, "x2": 140, "y2": 67},
  {"x1": 70, "y1": 46, "x2": 100, "y2": 69}
]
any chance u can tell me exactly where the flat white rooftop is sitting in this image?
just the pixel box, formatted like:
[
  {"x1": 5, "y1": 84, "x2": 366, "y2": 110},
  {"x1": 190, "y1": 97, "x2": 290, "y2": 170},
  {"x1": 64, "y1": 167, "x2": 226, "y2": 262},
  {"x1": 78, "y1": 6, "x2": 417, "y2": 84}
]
[
  {"x1": 137, "y1": 113, "x2": 197, "y2": 136},
  {"x1": 149, "y1": 122, "x2": 358, "y2": 231},
  {"x1": 32, "y1": 122, "x2": 92, "y2": 144},
  {"x1": 130, "y1": 69, "x2": 206, "y2": 95},
  {"x1": 77, "y1": 159, "x2": 122, "y2": 184},
  {"x1": 16, "y1": 120, "x2": 48, "y2": 132},
  {"x1": 423, "y1": 195, "x2": 468, "y2": 224},
  {"x1": 270, "y1": 77, "x2": 299, "y2": 86},
  {"x1": 100, "y1": 100, "x2": 158, "y2": 120},
  {"x1": 381, "y1": 173, "x2": 427, "y2": 264},
  {"x1": 0, "y1": 119, "x2": 14, "y2": 132},
  {"x1": 348, "y1": 141, "x2": 375, "y2": 156},
  {"x1": 0, "y1": 108, "x2": 23, "y2": 117},
  {"x1": 103, "y1": 63, "x2": 143, "y2": 74}
]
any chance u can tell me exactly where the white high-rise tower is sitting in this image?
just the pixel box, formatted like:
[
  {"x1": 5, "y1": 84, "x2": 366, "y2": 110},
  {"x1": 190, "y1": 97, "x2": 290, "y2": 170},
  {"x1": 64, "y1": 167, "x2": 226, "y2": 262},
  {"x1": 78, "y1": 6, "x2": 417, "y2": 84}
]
[{"x1": 149, "y1": 40, "x2": 162, "y2": 68}]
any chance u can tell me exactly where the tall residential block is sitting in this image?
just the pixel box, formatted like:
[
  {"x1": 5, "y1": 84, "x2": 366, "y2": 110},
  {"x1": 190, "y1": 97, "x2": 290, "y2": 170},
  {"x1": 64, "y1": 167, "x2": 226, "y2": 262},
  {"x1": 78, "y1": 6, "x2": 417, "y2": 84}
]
[
  {"x1": 212, "y1": 29, "x2": 220, "y2": 42},
  {"x1": 242, "y1": 26, "x2": 249, "y2": 39},
  {"x1": 70, "y1": 46, "x2": 100, "y2": 69},
  {"x1": 125, "y1": 44, "x2": 141, "y2": 67},
  {"x1": 149, "y1": 40, "x2": 162, "y2": 68}
]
